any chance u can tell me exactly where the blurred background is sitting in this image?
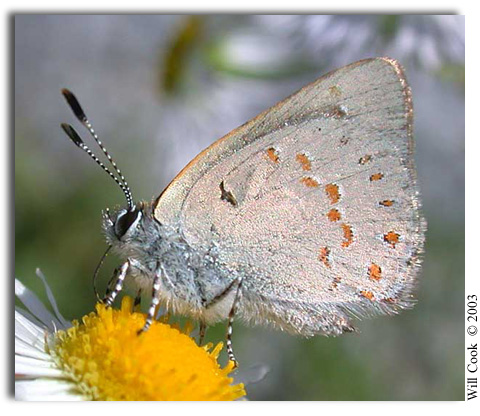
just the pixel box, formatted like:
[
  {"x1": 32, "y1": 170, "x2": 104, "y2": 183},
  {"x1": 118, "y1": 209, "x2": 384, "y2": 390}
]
[{"x1": 15, "y1": 15, "x2": 465, "y2": 400}]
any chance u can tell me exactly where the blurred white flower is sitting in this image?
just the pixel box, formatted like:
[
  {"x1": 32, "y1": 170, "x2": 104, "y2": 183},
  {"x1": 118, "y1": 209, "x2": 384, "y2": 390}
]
[{"x1": 254, "y1": 15, "x2": 464, "y2": 71}]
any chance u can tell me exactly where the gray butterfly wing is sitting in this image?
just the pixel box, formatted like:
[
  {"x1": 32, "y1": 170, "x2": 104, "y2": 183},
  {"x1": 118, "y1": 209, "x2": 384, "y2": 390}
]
[{"x1": 154, "y1": 57, "x2": 426, "y2": 336}]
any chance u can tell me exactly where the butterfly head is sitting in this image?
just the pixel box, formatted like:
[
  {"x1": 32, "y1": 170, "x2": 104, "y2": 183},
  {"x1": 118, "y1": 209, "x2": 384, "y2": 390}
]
[{"x1": 102, "y1": 203, "x2": 145, "y2": 246}]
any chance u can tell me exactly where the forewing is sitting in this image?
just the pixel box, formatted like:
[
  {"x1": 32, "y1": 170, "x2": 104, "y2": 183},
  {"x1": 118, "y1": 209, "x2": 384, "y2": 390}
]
[{"x1": 154, "y1": 58, "x2": 425, "y2": 335}]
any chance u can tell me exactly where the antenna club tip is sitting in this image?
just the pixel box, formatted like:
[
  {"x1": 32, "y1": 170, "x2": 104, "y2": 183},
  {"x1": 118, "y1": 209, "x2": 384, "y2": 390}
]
[
  {"x1": 61, "y1": 88, "x2": 87, "y2": 122},
  {"x1": 61, "y1": 123, "x2": 84, "y2": 147},
  {"x1": 61, "y1": 89, "x2": 77, "y2": 104}
]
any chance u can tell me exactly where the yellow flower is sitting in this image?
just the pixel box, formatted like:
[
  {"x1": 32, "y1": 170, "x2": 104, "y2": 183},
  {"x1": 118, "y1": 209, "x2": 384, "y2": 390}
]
[{"x1": 52, "y1": 297, "x2": 245, "y2": 401}]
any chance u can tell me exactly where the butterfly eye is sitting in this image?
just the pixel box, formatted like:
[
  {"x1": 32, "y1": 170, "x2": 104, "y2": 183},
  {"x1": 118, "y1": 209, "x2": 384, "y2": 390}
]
[{"x1": 114, "y1": 208, "x2": 142, "y2": 239}]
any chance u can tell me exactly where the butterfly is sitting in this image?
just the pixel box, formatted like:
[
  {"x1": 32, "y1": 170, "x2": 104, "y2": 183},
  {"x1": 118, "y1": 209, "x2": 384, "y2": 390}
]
[{"x1": 61, "y1": 57, "x2": 426, "y2": 366}]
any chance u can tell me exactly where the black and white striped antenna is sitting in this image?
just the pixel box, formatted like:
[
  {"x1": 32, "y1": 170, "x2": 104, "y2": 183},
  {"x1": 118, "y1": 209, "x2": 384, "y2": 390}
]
[{"x1": 60, "y1": 89, "x2": 135, "y2": 210}]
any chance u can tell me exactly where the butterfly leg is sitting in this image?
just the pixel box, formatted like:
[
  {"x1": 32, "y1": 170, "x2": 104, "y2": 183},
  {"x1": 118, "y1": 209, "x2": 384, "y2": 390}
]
[
  {"x1": 137, "y1": 265, "x2": 162, "y2": 335},
  {"x1": 226, "y1": 276, "x2": 244, "y2": 369},
  {"x1": 102, "y1": 267, "x2": 118, "y2": 302},
  {"x1": 198, "y1": 320, "x2": 207, "y2": 346},
  {"x1": 103, "y1": 260, "x2": 129, "y2": 307}
]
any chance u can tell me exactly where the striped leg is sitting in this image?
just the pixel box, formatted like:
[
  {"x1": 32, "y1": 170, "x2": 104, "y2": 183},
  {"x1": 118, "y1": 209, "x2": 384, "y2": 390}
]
[
  {"x1": 103, "y1": 266, "x2": 120, "y2": 301},
  {"x1": 137, "y1": 266, "x2": 162, "y2": 334},
  {"x1": 226, "y1": 277, "x2": 243, "y2": 369},
  {"x1": 103, "y1": 261, "x2": 129, "y2": 307}
]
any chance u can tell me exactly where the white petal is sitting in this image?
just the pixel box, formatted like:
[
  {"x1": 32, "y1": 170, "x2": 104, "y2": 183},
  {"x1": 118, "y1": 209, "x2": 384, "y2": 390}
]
[
  {"x1": 15, "y1": 379, "x2": 86, "y2": 401},
  {"x1": 15, "y1": 336, "x2": 51, "y2": 360},
  {"x1": 15, "y1": 310, "x2": 47, "y2": 346},
  {"x1": 15, "y1": 279, "x2": 62, "y2": 330},
  {"x1": 15, "y1": 305, "x2": 45, "y2": 328},
  {"x1": 36, "y1": 269, "x2": 70, "y2": 329},
  {"x1": 15, "y1": 355, "x2": 64, "y2": 378}
]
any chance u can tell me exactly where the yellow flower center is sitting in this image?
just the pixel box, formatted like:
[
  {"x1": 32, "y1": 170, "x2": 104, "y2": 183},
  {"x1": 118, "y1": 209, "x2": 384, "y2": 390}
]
[{"x1": 52, "y1": 297, "x2": 245, "y2": 401}]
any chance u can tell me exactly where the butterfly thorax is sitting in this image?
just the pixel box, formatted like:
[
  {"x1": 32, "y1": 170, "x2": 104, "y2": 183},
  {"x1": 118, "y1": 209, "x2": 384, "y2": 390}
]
[{"x1": 102, "y1": 202, "x2": 232, "y2": 321}]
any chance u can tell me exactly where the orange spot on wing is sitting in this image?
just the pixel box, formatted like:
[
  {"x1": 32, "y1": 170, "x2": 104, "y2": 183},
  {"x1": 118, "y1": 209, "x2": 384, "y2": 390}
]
[
  {"x1": 300, "y1": 177, "x2": 319, "y2": 187},
  {"x1": 327, "y1": 208, "x2": 341, "y2": 222},
  {"x1": 379, "y1": 200, "x2": 394, "y2": 207},
  {"x1": 360, "y1": 290, "x2": 375, "y2": 300},
  {"x1": 325, "y1": 183, "x2": 340, "y2": 204},
  {"x1": 370, "y1": 173, "x2": 384, "y2": 181},
  {"x1": 384, "y1": 231, "x2": 400, "y2": 248},
  {"x1": 266, "y1": 147, "x2": 279, "y2": 163},
  {"x1": 318, "y1": 247, "x2": 331, "y2": 268},
  {"x1": 296, "y1": 153, "x2": 312, "y2": 171},
  {"x1": 341, "y1": 223, "x2": 353, "y2": 247},
  {"x1": 368, "y1": 263, "x2": 382, "y2": 280}
]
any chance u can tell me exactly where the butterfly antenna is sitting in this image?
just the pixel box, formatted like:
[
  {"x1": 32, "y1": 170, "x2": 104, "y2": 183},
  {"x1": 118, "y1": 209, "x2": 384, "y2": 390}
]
[
  {"x1": 61, "y1": 89, "x2": 135, "y2": 210},
  {"x1": 60, "y1": 123, "x2": 134, "y2": 209}
]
